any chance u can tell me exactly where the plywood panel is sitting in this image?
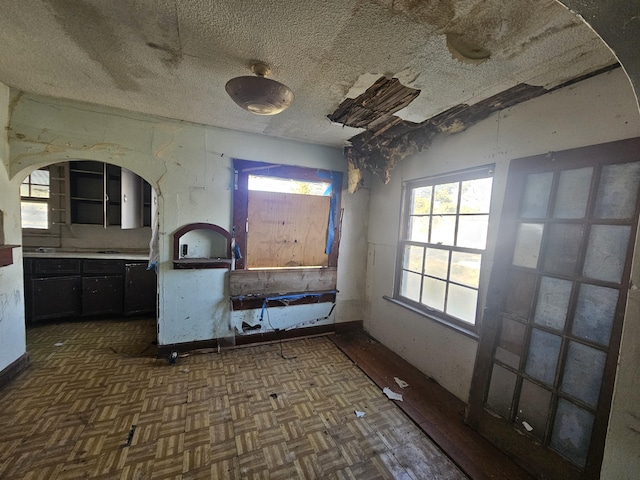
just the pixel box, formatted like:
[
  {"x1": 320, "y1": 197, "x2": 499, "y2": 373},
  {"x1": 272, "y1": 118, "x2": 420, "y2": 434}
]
[
  {"x1": 229, "y1": 267, "x2": 337, "y2": 296},
  {"x1": 247, "y1": 191, "x2": 330, "y2": 268}
]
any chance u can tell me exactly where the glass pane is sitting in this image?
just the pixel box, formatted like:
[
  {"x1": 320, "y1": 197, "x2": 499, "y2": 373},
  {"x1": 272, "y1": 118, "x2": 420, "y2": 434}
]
[
  {"x1": 583, "y1": 225, "x2": 631, "y2": 283},
  {"x1": 431, "y1": 215, "x2": 456, "y2": 246},
  {"x1": 495, "y1": 317, "x2": 527, "y2": 369},
  {"x1": 248, "y1": 175, "x2": 330, "y2": 195},
  {"x1": 525, "y1": 328, "x2": 562, "y2": 386},
  {"x1": 433, "y1": 182, "x2": 459, "y2": 214},
  {"x1": 572, "y1": 284, "x2": 618, "y2": 346},
  {"x1": 520, "y1": 172, "x2": 553, "y2": 218},
  {"x1": 553, "y1": 167, "x2": 593, "y2": 219},
  {"x1": 422, "y1": 277, "x2": 446, "y2": 311},
  {"x1": 408, "y1": 216, "x2": 430, "y2": 242},
  {"x1": 512, "y1": 223, "x2": 544, "y2": 268},
  {"x1": 550, "y1": 399, "x2": 595, "y2": 468},
  {"x1": 446, "y1": 284, "x2": 478, "y2": 323},
  {"x1": 400, "y1": 271, "x2": 422, "y2": 302},
  {"x1": 561, "y1": 342, "x2": 606, "y2": 408},
  {"x1": 533, "y1": 277, "x2": 572, "y2": 330},
  {"x1": 424, "y1": 248, "x2": 449, "y2": 279},
  {"x1": 486, "y1": 363, "x2": 517, "y2": 419},
  {"x1": 594, "y1": 162, "x2": 640, "y2": 219},
  {"x1": 460, "y1": 177, "x2": 492, "y2": 214},
  {"x1": 504, "y1": 270, "x2": 536, "y2": 319},
  {"x1": 31, "y1": 169, "x2": 50, "y2": 185},
  {"x1": 411, "y1": 186, "x2": 432, "y2": 214},
  {"x1": 516, "y1": 380, "x2": 552, "y2": 441},
  {"x1": 31, "y1": 184, "x2": 50, "y2": 198},
  {"x1": 21, "y1": 201, "x2": 48, "y2": 229},
  {"x1": 450, "y1": 252, "x2": 481, "y2": 288},
  {"x1": 403, "y1": 245, "x2": 424, "y2": 272},
  {"x1": 20, "y1": 184, "x2": 30, "y2": 196},
  {"x1": 457, "y1": 215, "x2": 489, "y2": 249},
  {"x1": 542, "y1": 223, "x2": 583, "y2": 276}
]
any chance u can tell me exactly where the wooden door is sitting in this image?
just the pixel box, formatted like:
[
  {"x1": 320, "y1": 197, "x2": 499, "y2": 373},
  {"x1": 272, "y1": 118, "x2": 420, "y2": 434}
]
[{"x1": 467, "y1": 138, "x2": 640, "y2": 479}]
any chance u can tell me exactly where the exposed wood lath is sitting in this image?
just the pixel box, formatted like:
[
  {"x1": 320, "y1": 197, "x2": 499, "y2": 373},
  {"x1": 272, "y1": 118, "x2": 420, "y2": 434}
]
[
  {"x1": 334, "y1": 65, "x2": 620, "y2": 192},
  {"x1": 328, "y1": 76, "x2": 420, "y2": 129},
  {"x1": 339, "y1": 82, "x2": 548, "y2": 190}
]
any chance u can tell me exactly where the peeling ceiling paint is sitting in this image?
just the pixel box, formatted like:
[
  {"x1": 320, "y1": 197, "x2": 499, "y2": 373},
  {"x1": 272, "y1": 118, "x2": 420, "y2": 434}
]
[{"x1": 0, "y1": 0, "x2": 617, "y2": 151}]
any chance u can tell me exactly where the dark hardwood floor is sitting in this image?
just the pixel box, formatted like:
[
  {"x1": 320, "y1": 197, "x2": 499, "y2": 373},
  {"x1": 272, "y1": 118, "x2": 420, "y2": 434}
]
[{"x1": 331, "y1": 330, "x2": 535, "y2": 480}]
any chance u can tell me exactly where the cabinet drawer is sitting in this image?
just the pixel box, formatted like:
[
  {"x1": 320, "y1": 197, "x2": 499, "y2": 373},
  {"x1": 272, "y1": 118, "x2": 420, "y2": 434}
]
[
  {"x1": 34, "y1": 258, "x2": 81, "y2": 275},
  {"x1": 83, "y1": 259, "x2": 124, "y2": 274}
]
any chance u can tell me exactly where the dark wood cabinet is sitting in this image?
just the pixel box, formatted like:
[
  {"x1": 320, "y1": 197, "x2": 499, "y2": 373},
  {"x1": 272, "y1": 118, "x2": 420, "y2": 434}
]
[
  {"x1": 31, "y1": 276, "x2": 82, "y2": 320},
  {"x1": 82, "y1": 276, "x2": 123, "y2": 316},
  {"x1": 124, "y1": 262, "x2": 156, "y2": 315},
  {"x1": 24, "y1": 257, "x2": 155, "y2": 322},
  {"x1": 69, "y1": 161, "x2": 151, "y2": 227}
]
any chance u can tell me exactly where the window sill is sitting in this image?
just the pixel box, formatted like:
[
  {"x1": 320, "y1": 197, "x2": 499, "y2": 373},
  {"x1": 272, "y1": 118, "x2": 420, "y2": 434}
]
[
  {"x1": 383, "y1": 295, "x2": 480, "y2": 340},
  {"x1": 230, "y1": 267, "x2": 337, "y2": 297}
]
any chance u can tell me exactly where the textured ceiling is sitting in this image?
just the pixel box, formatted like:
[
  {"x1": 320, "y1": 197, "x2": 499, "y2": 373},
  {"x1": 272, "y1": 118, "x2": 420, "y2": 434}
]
[{"x1": 0, "y1": 0, "x2": 616, "y2": 147}]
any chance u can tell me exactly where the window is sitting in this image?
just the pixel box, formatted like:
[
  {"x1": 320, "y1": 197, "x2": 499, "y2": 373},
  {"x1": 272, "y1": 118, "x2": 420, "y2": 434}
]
[
  {"x1": 395, "y1": 165, "x2": 494, "y2": 329},
  {"x1": 21, "y1": 168, "x2": 50, "y2": 229},
  {"x1": 233, "y1": 159, "x2": 342, "y2": 270}
]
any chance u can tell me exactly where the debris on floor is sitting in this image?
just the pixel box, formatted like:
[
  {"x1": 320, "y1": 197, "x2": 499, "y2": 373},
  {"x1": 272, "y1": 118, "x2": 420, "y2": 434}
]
[
  {"x1": 355, "y1": 410, "x2": 366, "y2": 418},
  {"x1": 53, "y1": 342, "x2": 64, "y2": 347},
  {"x1": 168, "y1": 350, "x2": 178, "y2": 365},
  {"x1": 394, "y1": 376, "x2": 409, "y2": 388},
  {"x1": 383, "y1": 387, "x2": 403, "y2": 401},
  {"x1": 522, "y1": 421, "x2": 534, "y2": 432}
]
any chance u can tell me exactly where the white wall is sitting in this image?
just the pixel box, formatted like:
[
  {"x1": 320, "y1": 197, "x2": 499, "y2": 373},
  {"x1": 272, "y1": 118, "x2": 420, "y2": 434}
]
[
  {"x1": 7, "y1": 93, "x2": 369, "y2": 346},
  {"x1": 365, "y1": 68, "x2": 640, "y2": 402},
  {"x1": 0, "y1": 82, "x2": 27, "y2": 372}
]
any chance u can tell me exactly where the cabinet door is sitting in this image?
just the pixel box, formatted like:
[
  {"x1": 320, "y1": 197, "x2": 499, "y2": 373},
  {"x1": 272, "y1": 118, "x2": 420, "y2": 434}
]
[
  {"x1": 121, "y1": 168, "x2": 143, "y2": 229},
  {"x1": 124, "y1": 262, "x2": 156, "y2": 315},
  {"x1": 82, "y1": 276, "x2": 124, "y2": 316},
  {"x1": 31, "y1": 276, "x2": 81, "y2": 321}
]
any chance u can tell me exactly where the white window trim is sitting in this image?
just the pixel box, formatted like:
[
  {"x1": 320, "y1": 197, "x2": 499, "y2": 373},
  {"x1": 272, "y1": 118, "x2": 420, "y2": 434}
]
[{"x1": 392, "y1": 164, "x2": 495, "y2": 333}]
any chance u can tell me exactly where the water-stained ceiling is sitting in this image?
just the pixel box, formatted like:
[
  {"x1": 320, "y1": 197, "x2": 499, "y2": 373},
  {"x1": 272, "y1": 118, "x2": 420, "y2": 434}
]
[{"x1": 0, "y1": 1, "x2": 616, "y2": 154}]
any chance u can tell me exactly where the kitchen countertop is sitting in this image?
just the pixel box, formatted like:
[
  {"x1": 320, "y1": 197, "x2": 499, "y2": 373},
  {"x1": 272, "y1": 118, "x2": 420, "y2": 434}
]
[{"x1": 24, "y1": 250, "x2": 149, "y2": 261}]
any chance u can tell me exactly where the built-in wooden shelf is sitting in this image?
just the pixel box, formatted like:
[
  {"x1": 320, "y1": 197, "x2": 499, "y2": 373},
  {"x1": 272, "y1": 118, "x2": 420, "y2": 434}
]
[
  {"x1": 0, "y1": 245, "x2": 20, "y2": 267},
  {"x1": 172, "y1": 223, "x2": 232, "y2": 269}
]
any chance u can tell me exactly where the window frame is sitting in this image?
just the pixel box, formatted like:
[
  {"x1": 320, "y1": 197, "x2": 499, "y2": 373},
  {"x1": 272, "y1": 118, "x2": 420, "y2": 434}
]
[
  {"x1": 393, "y1": 164, "x2": 495, "y2": 333},
  {"x1": 21, "y1": 167, "x2": 51, "y2": 230},
  {"x1": 232, "y1": 159, "x2": 343, "y2": 270}
]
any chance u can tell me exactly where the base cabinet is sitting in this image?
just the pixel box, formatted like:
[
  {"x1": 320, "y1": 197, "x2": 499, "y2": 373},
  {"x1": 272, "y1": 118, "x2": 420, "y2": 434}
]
[
  {"x1": 124, "y1": 263, "x2": 156, "y2": 315},
  {"x1": 82, "y1": 276, "x2": 124, "y2": 316},
  {"x1": 32, "y1": 276, "x2": 81, "y2": 320},
  {"x1": 25, "y1": 258, "x2": 155, "y2": 322}
]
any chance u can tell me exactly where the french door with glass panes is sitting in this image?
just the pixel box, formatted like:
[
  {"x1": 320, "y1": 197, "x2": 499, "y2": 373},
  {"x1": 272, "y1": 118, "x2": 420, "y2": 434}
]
[{"x1": 467, "y1": 138, "x2": 640, "y2": 480}]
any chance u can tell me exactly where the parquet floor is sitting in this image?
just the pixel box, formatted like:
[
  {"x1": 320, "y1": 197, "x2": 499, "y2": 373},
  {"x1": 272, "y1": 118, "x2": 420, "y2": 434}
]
[{"x1": 0, "y1": 318, "x2": 467, "y2": 479}]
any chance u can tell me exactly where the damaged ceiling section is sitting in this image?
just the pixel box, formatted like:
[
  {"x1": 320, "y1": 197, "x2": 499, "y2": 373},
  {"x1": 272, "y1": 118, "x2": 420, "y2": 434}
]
[{"x1": 332, "y1": 65, "x2": 618, "y2": 192}]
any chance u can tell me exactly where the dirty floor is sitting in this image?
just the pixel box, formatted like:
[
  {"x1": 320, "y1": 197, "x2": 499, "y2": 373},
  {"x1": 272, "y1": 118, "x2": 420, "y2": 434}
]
[{"x1": 0, "y1": 318, "x2": 467, "y2": 479}]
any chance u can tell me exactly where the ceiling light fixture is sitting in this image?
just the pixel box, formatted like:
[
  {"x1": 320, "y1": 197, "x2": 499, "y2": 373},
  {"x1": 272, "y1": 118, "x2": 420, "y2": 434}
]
[{"x1": 225, "y1": 62, "x2": 295, "y2": 115}]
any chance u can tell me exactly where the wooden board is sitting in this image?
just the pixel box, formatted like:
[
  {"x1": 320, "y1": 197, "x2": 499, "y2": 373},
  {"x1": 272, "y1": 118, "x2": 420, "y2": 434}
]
[
  {"x1": 229, "y1": 267, "x2": 337, "y2": 296},
  {"x1": 247, "y1": 191, "x2": 330, "y2": 268}
]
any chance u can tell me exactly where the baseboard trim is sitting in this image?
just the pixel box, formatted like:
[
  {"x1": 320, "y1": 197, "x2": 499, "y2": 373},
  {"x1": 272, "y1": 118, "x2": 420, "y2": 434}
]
[
  {"x1": 157, "y1": 320, "x2": 363, "y2": 357},
  {"x1": 0, "y1": 353, "x2": 30, "y2": 389}
]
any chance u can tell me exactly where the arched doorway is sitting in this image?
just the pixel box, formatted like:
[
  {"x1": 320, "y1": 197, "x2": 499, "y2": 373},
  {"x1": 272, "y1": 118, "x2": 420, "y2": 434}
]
[{"x1": 18, "y1": 159, "x2": 159, "y2": 328}]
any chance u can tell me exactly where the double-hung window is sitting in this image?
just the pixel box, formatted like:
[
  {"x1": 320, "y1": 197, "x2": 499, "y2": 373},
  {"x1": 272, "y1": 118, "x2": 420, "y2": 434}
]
[
  {"x1": 395, "y1": 165, "x2": 494, "y2": 329},
  {"x1": 21, "y1": 168, "x2": 50, "y2": 229}
]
